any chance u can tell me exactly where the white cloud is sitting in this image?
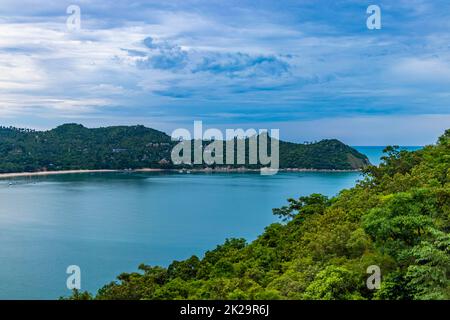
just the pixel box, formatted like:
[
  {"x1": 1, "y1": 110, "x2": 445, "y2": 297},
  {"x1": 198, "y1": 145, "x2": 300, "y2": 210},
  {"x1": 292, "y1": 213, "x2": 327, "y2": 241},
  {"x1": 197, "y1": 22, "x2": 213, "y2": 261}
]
[
  {"x1": 0, "y1": 0, "x2": 449, "y2": 145},
  {"x1": 392, "y1": 58, "x2": 450, "y2": 83}
]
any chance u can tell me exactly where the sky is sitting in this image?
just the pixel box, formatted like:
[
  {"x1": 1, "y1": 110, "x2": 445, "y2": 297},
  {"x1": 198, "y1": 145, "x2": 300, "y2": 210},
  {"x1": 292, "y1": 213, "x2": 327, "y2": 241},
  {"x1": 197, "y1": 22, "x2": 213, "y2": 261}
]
[{"x1": 0, "y1": 0, "x2": 449, "y2": 145}]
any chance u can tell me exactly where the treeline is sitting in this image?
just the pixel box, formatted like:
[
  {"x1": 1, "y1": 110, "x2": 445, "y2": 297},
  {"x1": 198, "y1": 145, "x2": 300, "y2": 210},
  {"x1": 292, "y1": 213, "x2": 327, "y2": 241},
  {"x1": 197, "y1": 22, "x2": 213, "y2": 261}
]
[
  {"x1": 67, "y1": 129, "x2": 450, "y2": 300},
  {"x1": 0, "y1": 124, "x2": 369, "y2": 173}
]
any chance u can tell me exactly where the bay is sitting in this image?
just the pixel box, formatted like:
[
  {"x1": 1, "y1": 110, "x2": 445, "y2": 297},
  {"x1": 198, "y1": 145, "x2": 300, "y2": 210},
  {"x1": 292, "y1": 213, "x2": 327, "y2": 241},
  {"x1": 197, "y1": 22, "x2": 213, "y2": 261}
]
[{"x1": 0, "y1": 146, "x2": 420, "y2": 299}]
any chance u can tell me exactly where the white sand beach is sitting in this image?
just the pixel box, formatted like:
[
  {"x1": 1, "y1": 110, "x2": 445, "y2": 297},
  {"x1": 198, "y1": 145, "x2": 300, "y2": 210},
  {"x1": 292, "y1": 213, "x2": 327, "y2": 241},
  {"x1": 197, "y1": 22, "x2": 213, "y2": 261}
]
[{"x1": 0, "y1": 169, "x2": 119, "y2": 179}]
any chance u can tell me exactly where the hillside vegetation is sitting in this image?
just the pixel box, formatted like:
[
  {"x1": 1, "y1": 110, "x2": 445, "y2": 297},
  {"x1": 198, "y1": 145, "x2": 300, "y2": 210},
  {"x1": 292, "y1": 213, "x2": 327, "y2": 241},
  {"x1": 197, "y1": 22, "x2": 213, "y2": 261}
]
[
  {"x1": 70, "y1": 129, "x2": 450, "y2": 300},
  {"x1": 0, "y1": 124, "x2": 369, "y2": 172}
]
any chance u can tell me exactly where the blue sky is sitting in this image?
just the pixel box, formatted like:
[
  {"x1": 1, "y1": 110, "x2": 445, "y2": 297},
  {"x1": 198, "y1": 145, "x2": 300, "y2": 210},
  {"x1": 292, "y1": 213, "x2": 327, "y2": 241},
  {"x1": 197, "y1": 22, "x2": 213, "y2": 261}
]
[{"x1": 0, "y1": 0, "x2": 449, "y2": 145}]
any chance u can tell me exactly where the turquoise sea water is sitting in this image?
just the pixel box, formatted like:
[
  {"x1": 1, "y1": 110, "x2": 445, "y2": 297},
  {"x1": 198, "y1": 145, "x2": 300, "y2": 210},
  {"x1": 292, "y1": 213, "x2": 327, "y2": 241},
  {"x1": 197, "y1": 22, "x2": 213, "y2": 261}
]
[
  {"x1": 353, "y1": 146, "x2": 423, "y2": 165},
  {"x1": 0, "y1": 146, "x2": 421, "y2": 299}
]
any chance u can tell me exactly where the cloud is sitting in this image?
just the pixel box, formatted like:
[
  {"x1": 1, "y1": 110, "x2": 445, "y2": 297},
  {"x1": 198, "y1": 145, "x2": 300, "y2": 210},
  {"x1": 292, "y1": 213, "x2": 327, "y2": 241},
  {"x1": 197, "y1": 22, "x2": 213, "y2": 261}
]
[
  {"x1": 192, "y1": 52, "x2": 290, "y2": 77},
  {"x1": 130, "y1": 36, "x2": 290, "y2": 79},
  {"x1": 0, "y1": 0, "x2": 449, "y2": 144},
  {"x1": 136, "y1": 37, "x2": 188, "y2": 70},
  {"x1": 392, "y1": 58, "x2": 450, "y2": 83}
]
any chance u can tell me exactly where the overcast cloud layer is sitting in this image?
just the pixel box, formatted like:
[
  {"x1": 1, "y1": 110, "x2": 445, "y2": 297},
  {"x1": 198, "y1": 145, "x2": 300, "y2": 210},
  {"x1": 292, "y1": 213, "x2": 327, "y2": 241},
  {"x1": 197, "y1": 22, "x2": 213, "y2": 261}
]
[{"x1": 0, "y1": 0, "x2": 449, "y2": 144}]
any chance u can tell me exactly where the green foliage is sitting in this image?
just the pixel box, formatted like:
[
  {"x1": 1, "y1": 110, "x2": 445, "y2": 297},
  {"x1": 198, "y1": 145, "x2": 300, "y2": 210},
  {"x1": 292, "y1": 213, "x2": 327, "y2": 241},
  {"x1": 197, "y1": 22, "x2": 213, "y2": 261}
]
[
  {"x1": 60, "y1": 289, "x2": 93, "y2": 300},
  {"x1": 279, "y1": 139, "x2": 370, "y2": 170},
  {"x1": 0, "y1": 124, "x2": 369, "y2": 173},
  {"x1": 272, "y1": 193, "x2": 329, "y2": 221},
  {"x1": 302, "y1": 265, "x2": 364, "y2": 300},
  {"x1": 66, "y1": 129, "x2": 449, "y2": 300},
  {"x1": 403, "y1": 229, "x2": 450, "y2": 299},
  {"x1": 0, "y1": 124, "x2": 174, "y2": 172}
]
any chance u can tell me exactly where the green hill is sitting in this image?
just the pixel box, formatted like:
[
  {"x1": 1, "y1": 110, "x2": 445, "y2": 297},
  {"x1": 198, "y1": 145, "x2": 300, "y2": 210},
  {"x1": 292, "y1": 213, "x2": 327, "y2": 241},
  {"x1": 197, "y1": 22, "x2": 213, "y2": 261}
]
[
  {"x1": 0, "y1": 124, "x2": 369, "y2": 173},
  {"x1": 67, "y1": 129, "x2": 449, "y2": 300}
]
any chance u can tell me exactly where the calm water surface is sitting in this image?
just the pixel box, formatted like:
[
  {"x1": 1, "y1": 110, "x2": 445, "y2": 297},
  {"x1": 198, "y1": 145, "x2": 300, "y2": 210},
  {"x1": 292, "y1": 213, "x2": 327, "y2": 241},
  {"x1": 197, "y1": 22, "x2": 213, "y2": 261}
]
[{"x1": 0, "y1": 146, "x2": 420, "y2": 299}]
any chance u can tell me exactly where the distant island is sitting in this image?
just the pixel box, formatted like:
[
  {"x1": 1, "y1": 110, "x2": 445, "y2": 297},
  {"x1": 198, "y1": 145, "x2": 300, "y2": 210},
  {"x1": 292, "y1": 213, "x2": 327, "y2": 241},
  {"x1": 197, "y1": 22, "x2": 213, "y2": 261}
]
[{"x1": 0, "y1": 124, "x2": 369, "y2": 174}]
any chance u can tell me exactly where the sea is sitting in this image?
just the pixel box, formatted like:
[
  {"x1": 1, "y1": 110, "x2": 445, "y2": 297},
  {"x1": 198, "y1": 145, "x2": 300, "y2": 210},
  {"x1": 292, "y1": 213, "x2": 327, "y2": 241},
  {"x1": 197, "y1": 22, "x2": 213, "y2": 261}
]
[{"x1": 0, "y1": 146, "x2": 421, "y2": 299}]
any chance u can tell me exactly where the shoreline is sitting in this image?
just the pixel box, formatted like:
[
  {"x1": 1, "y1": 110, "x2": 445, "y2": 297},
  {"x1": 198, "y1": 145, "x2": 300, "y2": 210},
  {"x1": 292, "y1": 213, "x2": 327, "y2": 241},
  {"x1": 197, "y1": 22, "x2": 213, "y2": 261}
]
[
  {"x1": 0, "y1": 167, "x2": 362, "y2": 179},
  {"x1": 0, "y1": 169, "x2": 120, "y2": 179}
]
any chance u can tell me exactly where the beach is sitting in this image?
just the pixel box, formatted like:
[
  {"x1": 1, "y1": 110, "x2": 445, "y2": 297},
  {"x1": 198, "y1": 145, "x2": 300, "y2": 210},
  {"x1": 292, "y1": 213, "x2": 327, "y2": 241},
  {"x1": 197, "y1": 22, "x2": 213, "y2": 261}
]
[
  {"x1": 0, "y1": 169, "x2": 120, "y2": 179},
  {"x1": 0, "y1": 167, "x2": 362, "y2": 179}
]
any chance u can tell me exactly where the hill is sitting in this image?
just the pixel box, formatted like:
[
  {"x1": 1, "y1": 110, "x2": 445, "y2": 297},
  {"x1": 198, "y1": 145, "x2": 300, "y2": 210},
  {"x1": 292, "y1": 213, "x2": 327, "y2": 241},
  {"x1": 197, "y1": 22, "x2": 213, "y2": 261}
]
[
  {"x1": 67, "y1": 129, "x2": 450, "y2": 300},
  {"x1": 0, "y1": 124, "x2": 369, "y2": 173}
]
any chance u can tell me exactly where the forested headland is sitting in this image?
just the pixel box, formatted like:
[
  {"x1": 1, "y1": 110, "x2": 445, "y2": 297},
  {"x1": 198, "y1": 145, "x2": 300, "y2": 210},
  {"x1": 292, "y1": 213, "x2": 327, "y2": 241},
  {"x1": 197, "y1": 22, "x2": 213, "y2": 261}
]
[
  {"x1": 68, "y1": 129, "x2": 450, "y2": 300},
  {"x1": 0, "y1": 124, "x2": 369, "y2": 173}
]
